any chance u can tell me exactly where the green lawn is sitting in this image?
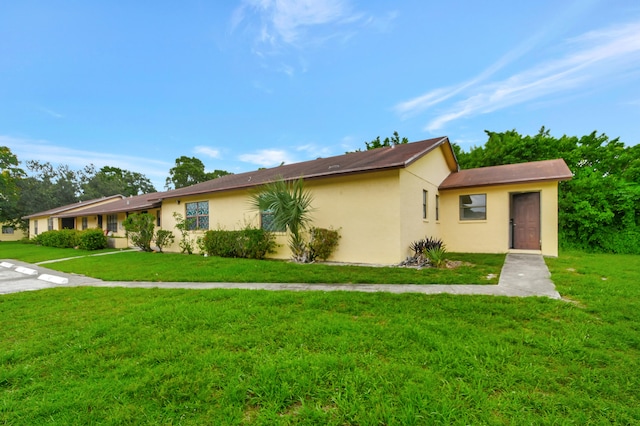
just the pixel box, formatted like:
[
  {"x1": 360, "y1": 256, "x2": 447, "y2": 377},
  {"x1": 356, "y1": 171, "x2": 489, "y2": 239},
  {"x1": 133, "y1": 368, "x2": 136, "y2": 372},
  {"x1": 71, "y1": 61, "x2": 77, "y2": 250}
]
[
  {"x1": 0, "y1": 242, "x2": 503, "y2": 284},
  {"x1": 0, "y1": 241, "x2": 119, "y2": 263},
  {"x1": 1, "y1": 247, "x2": 638, "y2": 424}
]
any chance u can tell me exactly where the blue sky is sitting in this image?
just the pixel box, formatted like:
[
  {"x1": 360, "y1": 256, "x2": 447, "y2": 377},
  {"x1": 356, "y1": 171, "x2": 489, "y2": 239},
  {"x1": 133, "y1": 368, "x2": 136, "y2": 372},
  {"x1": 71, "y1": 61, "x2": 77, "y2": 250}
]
[{"x1": 2, "y1": 0, "x2": 639, "y2": 190}]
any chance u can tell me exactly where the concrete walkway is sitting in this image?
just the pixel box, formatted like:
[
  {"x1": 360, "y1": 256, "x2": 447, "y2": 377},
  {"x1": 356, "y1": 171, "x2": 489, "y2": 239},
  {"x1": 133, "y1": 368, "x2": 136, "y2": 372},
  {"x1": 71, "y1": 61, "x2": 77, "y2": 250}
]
[{"x1": 0, "y1": 253, "x2": 560, "y2": 299}]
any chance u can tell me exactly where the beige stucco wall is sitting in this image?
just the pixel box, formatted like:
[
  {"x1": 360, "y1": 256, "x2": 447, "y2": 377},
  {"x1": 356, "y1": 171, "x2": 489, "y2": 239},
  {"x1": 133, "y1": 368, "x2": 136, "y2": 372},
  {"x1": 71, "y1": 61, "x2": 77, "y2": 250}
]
[
  {"x1": 304, "y1": 171, "x2": 401, "y2": 264},
  {"x1": 75, "y1": 215, "x2": 101, "y2": 231},
  {"x1": 160, "y1": 193, "x2": 252, "y2": 255},
  {"x1": 158, "y1": 171, "x2": 404, "y2": 263},
  {"x1": 438, "y1": 181, "x2": 560, "y2": 257},
  {"x1": 28, "y1": 217, "x2": 49, "y2": 236},
  {"x1": 398, "y1": 145, "x2": 456, "y2": 260},
  {"x1": 0, "y1": 223, "x2": 25, "y2": 241}
]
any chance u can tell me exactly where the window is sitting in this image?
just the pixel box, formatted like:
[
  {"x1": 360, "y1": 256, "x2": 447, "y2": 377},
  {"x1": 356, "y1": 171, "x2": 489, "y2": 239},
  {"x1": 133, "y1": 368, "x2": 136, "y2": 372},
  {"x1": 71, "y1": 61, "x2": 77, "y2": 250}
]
[
  {"x1": 156, "y1": 210, "x2": 161, "y2": 227},
  {"x1": 34, "y1": 220, "x2": 38, "y2": 235},
  {"x1": 2, "y1": 226, "x2": 14, "y2": 234},
  {"x1": 261, "y1": 210, "x2": 286, "y2": 232},
  {"x1": 435, "y1": 195, "x2": 440, "y2": 221},
  {"x1": 460, "y1": 194, "x2": 487, "y2": 220},
  {"x1": 422, "y1": 190, "x2": 428, "y2": 219},
  {"x1": 47, "y1": 218, "x2": 54, "y2": 231},
  {"x1": 186, "y1": 201, "x2": 209, "y2": 230},
  {"x1": 82, "y1": 217, "x2": 88, "y2": 230},
  {"x1": 107, "y1": 214, "x2": 118, "y2": 233}
]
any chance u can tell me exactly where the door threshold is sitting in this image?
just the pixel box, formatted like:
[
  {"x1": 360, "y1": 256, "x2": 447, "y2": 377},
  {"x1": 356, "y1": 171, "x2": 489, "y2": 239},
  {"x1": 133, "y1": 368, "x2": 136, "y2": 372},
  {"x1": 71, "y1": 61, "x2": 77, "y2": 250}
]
[{"x1": 508, "y1": 249, "x2": 542, "y2": 255}]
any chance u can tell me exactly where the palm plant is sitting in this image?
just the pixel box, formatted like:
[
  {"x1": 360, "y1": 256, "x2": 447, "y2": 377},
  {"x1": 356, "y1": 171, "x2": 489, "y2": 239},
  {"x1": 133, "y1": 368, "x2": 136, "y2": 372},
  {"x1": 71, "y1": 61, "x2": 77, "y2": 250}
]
[{"x1": 250, "y1": 178, "x2": 314, "y2": 262}]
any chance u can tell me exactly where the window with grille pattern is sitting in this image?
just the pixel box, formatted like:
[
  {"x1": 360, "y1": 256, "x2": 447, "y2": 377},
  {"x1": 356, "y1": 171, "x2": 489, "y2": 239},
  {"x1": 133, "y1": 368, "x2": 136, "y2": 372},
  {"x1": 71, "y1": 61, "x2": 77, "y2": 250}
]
[{"x1": 186, "y1": 201, "x2": 209, "y2": 230}]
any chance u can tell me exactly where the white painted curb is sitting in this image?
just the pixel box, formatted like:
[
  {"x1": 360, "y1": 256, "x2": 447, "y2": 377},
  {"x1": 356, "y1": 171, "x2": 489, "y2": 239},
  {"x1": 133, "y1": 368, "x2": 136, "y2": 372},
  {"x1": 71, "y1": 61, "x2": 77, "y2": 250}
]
[
  {"x1": 38, "y1": 274, "x2": 69, "y2": 285},
  {"x1": 15, "y1": 266, "x2": 38, "y2": 276}
]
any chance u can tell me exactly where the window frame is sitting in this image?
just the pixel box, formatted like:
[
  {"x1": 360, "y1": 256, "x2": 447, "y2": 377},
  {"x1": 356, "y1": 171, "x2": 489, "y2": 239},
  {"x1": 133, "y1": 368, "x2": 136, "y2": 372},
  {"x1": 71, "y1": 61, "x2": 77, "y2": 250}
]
[
  {"x1": 47, "y1": 217, "x2": 54, "y2": 231},
  {"x1": 435, "y1": 194, "x2": 440, "y2": 221},
  {"x1": 82, "y1": 217, "x2": 88, "y2": 230},
  {"x1": 185, "y1": 201, "x2": 209, "y2": 231},
  {"x1": 459, "y1": 193, "x2": 487, "y2": 221},
  {"x1": 260, "y1": 210, "x2": 286, "y2": 232},
  {"x1": 106, "y1": 214, "x2": 118, "y2": 233},
  {"x1": 2, "y1": 226, "x2": 14, "y2": 234},
  {"x1": 422, "y1": 189, "x2": 428, "y2": 220}
]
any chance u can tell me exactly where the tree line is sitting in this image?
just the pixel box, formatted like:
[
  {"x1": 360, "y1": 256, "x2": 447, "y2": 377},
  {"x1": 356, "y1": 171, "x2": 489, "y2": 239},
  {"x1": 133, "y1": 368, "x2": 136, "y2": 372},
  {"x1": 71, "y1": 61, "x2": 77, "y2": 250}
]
[{"x1": 0, "y1": 152, "x2": 231, "y2": 230}]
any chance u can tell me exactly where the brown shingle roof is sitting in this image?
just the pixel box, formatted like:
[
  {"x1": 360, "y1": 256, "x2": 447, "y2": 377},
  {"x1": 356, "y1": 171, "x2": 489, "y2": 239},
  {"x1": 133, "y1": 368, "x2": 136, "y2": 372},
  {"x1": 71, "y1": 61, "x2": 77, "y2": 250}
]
[
  {"x1": 22, "y1": 195, "x2": 125, "y2": 219},
  {"x1": 151, "y1": 137, "x2": 454, "y2": 201},
  {"x1": 56, "y1": 192, "x2": 163, "y2": 218},
  {"x1": 439, "y1": 159, "x2": 572, "y2": 190}
]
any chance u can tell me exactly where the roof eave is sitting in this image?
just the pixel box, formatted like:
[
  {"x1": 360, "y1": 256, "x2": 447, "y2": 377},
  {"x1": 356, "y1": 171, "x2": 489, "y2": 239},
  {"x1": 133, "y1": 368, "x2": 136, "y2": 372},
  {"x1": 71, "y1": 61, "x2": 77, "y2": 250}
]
[
  {"x1": 439, "y1": 175, "x2": 572, "y2": 191},
  {"x1": 154, "y1": 164, "x2": 408, "y2": 201}
]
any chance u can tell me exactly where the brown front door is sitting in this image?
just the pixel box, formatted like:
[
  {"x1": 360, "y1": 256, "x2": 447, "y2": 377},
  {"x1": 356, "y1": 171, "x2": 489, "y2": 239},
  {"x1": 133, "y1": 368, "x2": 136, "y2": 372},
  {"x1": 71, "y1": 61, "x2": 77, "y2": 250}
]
[{"x1": 512, "y1": 192, "x2": 541, "y2": 250}]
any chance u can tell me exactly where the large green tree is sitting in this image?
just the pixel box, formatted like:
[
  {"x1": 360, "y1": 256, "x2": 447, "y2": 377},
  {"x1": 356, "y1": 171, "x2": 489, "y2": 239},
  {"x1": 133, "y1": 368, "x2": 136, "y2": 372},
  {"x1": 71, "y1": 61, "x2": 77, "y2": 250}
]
[
  {"x1": 457, "y1": 127, "x2": 640, "y2": 253},
  {"x1": 17, "y1": 161, "x2": 80, "y2": 214},
  {"x1": 362, "y1": 131, "x2": 409, "y2": 151},
  {"x1": 0, "y1": 146, "x2": 25, "y2": 225},
  {"x1": 80, "y1": 165, "x2": 156, "y2": 200},
  {"x1": 165, "y1": 156, "x2": 231, "y2": 190}
]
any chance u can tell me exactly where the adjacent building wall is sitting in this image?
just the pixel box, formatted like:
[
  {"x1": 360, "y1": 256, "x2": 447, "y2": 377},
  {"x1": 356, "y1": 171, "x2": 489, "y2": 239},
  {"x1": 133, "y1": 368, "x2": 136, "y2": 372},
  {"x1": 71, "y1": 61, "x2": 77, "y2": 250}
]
[{"x1": 0, "y1": 223, "x2": 25, "y2": 241}]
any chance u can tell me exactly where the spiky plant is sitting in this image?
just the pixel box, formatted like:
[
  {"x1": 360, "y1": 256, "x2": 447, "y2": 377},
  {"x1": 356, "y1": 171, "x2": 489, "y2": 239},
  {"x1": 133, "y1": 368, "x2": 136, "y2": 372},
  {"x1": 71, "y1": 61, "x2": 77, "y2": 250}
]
[{"x1": 250, "y1": 177, "x2": 314, "y2": 262}]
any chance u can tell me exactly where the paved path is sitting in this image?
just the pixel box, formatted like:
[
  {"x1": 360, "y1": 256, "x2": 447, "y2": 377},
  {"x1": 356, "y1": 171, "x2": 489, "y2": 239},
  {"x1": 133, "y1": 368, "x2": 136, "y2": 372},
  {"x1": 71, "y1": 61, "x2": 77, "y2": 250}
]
[{"x1": 0, "y1": 253, "x2": 560, "y2": 299}]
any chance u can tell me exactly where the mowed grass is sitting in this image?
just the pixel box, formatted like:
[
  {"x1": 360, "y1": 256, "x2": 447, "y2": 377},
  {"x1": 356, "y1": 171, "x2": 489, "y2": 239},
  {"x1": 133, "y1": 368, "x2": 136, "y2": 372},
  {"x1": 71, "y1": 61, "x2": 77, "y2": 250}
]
[
  {"x1": 0, "y1": 241, "x2": 118, "y2": 263},
  {"x1": 0, "y1": 242, "x2": 503, "y2": 284},
  {"x1": 0, "y1": 249, "x2": 638, "y2": 424}
]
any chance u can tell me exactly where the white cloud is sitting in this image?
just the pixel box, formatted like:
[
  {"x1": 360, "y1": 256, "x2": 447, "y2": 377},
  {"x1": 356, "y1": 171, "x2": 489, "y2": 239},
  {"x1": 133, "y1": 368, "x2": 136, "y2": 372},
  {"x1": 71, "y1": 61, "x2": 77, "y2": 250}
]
[
  {"x1": 397, "y1": 20, "x2": 640, "y2": 132},
  {"x1": 0, "y1": 135, "x2": 171, "y2": 190},
  {"x1": 238, "y1": 0, "x2": 354, "y2": 46},
  {"x1": 238, "y1": 149, "x2": 296, "y2": 167},
  {"x1": 295, "y1": 143, "x2": 333, "y2": 158},
  {"x1": 38, "y1": 107, "x2": 64, "y2": 119},
  {"x1": 231, "y1": 1, "x2": 396, "y2": 78},
  {"x1": 194, "y1": 146, "x2": 221, "y2": 159}
]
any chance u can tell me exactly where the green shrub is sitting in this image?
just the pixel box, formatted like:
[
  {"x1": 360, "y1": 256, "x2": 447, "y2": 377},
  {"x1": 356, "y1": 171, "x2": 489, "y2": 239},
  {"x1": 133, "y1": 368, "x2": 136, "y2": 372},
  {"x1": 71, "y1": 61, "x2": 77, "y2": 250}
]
[
  {"x1": 308, "y1": 227, "x2": 341, "y2": 261},
  {"x1": 155, "y1": 230, "x2": 175, "y2": 253},
  {"x1": 203, "y1": 228, "x2": 276, "y2": 259},
  {"x1": 34, "y1": 229, "x2": 80, "y2": 248},
  {"x1": 239, "y1": 229, "x2": 277, "y2": 259},
  {"x1": 426, "y1": 246, "x2": 448, "y2": 268},
  {"x1": 410, "y1": 236, "x2": 444, "y2": 256},
  {"x1": 123, "y1": 213, "x2": 156, "y2": 252},
  {"x1": 78, "y1": 228, "x2": 108, "y2": 250},
  {"x1": 203, "y1": 230, "x2": 235, "y2": 258}
]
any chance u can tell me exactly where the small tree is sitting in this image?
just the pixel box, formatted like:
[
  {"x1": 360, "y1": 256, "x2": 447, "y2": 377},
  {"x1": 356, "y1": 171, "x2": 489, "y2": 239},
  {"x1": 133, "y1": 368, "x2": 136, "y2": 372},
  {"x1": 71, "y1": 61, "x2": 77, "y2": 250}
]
[
  {"x1": 123, "y1": 213, "x2": 156, "y2": 252},
  {"x1": 250, "y1": 178, "x2": 314, "y2": 262},
  {"x1": 173, "y1": 212, "x2": 196, "y2": 254}
]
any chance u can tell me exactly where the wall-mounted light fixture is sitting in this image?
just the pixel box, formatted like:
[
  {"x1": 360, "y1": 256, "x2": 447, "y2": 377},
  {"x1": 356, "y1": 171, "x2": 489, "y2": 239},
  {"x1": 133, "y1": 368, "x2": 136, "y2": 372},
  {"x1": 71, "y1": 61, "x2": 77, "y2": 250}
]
[{"x1": 177, "y1": 200, "x2": 181, "y2": 205}]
